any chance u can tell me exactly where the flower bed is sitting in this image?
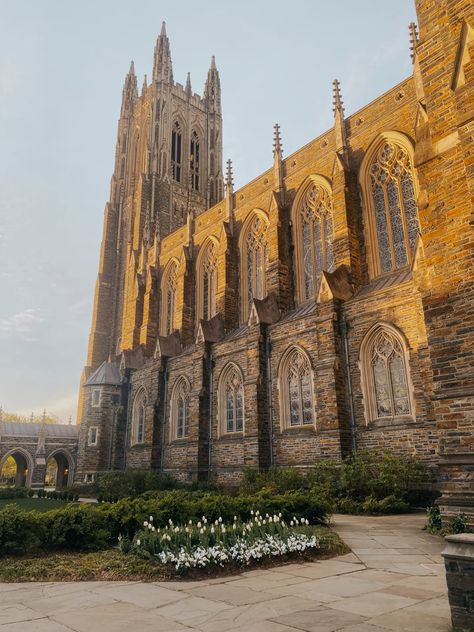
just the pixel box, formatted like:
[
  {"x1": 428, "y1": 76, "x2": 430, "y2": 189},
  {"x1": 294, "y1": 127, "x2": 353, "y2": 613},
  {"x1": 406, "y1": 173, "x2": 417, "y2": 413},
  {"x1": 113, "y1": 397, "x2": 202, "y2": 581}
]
[{"x1": 123, "y1": 510, "x2": 319, "y2": 573}]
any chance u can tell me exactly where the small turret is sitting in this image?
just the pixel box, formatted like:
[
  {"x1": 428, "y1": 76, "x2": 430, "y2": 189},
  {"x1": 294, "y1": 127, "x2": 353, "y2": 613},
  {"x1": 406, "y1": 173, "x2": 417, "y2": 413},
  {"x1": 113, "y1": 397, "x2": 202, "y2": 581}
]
[
  {"x1": 120, "y1": 61, "x2": 138, "y2": 117},
  {"x1": 153, "y1": 21, "x2": 173, "y2": 84},
  {"x1": 204, "y1": 55, "x2": 221, "y2": 114}
]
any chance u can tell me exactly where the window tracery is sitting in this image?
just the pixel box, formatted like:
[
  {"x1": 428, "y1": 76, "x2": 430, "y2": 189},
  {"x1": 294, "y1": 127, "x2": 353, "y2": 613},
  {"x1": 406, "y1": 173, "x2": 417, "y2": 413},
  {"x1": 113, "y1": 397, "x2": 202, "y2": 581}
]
[
  {"x1": 171, "y1": 378, "x2": 190, "y2": 440},
  {"x1": 279, "y1": 347, "x2": 315, "y2": 429},
  {"x1": 360, "y1": 324, "x2": 413, "y2": 422},
  {"x1": 367, "y1": 140, "x2": 419, "y2": 275},
  {"x1": 161, "y1": 262, "x2": 178, "y2": 336},
  {"x1": 190, "y1": 131, "x2": 200, "y2": 191},
  {"x1": 131, "y1": 389, "x2": 146, "y2": 445},
  {"x1": 244, "y1": 216, "x2": 268, "y2": 316},
  {"x1": 219, "y1": 365, "x2": 244, "y2": 434}
]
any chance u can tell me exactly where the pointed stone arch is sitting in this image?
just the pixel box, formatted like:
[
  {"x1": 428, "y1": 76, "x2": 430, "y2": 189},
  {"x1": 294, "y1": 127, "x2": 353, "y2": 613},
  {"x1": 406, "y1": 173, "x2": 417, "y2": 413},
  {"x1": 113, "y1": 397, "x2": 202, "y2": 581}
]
[
  {"x1": 0, "y1": 448, "x2": 34, "y2": 488},
  {"x1": 160, "y1": 258, "x2": 179, "y2": 336},
  {"x1": 217, "y1": 362, "x2": 245, "y2": 437},
  {"x1": 277, "y1": 345, "x2": 316, "y2": 431},
  {"x1": 196, "y1": 236, "x2": 219, "y2": 321},
  {"x1": 130, "y1": 386, "x2": 148, "y2": 445},
  {"x1": 169, "y1": 376, "x2": 191, "y2": 441}
]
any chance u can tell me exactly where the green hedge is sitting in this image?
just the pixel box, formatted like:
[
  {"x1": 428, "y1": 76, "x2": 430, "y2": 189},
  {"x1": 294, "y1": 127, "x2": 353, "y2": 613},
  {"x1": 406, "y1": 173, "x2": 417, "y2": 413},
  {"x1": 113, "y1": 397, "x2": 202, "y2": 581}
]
[
  {"x1": 0, "y1": 489, "x2": 330, "y2": 556},
  {"x1": 0, "y1": 488, "x2": 29, "y2": 500}
]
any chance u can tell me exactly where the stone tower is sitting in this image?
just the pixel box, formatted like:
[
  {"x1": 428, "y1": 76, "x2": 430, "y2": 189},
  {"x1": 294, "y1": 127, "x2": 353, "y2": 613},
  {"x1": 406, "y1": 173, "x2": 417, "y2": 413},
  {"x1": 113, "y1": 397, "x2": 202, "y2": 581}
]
[{"x1": 77, "y1": 23, "x2": 224, "y2": 421}]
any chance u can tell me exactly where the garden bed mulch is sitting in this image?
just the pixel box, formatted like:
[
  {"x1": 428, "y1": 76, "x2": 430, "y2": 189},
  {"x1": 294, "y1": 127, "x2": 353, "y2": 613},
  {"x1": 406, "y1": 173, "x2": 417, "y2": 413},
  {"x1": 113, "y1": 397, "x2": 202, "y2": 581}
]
[{"x1": 0, "y1": 526, "x2": 348, "y2": 582}]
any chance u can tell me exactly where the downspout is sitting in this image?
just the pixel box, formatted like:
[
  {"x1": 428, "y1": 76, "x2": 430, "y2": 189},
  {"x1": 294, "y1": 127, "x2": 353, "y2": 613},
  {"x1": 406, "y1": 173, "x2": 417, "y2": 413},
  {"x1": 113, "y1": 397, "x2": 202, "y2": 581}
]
[
  {"x1": 123, "y1": 371, "x2": 132, "y2": 470},
  {"x1": 160, "y1": 359, "x2": 169, "y2": 472},
  {"x1": 208, "y1": 344, "x2": 214, "y2": 482},
  {"x1": 265, "y1": 330, "x2": 274, "y2": 468},
  {"x1": 340, "y1": 315, "x2": 357, "y2": 453}
]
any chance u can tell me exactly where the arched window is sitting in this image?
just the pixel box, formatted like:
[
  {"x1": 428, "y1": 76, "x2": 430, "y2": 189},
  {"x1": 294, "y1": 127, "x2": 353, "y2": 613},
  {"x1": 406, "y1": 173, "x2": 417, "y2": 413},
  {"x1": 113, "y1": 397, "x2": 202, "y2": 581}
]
[
  {"x1": 190, "y1": 131, "x2": 200, "y2": 191},
  {"x1": 361, "y1": 134, "x2": 420, "y2": 277},
  {"x1": 170, "y1": 377, "x2": 190, "y2": 440},
  {"x1": 171, "y1": 121, "x2": 182, "y2": 182},
  {"x1": 240, "y1": 213, "x2": 268, "y2": 321},
  {"x1": 218, "y1": 364, "x2": 244, "y2": 435},
  {"x1": 293, "y1": 177, "x2": 334, "y2": 302},
  {"x1": 131, "y1": 388, "x2": 147, "y2": 445},
  {"x1": 197, "y1": 239, "x2": 218, "y2": 321},
  {"x1": 360, "y1": 324, "x2": 413, "y2": 422},
  {"x1": 161, "y1": 261, "x2": 178, "y2": 336},
  {"x1": 279, "y1": 347, "x2": 315, "y2": 430}
]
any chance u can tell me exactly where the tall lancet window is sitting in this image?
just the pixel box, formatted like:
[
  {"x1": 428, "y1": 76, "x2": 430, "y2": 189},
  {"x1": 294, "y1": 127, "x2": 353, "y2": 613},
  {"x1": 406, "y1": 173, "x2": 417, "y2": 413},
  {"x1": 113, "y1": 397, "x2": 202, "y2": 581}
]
[
  {"x1": 131, "y1": 388, "x2": 147, "y2": 445},
  {"x1": 360, "y1": 324, "x2": 413, "y2": 422},
  {"x1": 201, "y1": 241, "x2": 217, "y2": 320},
  {"x1": 171, "y1": 121, "x2": 182, "y2": 182},
  {"x1": 161, "y1": 261, "x2": 178, "y2": 336},
  {"x1": 190, "y1": 131, "x2": 200, "y2": 191},
  {"x1": 241, "y1": 214, "x2": 268, "y2": 320},
  {"x1": 218, "y1": 364, "x2": 244, "y2": 435},
  {"x1": 279, "y1": 347, "x2": 315, "y2": 430},
  {"x1": 171, "y1": 377, "x2": 190, "y2": 440},
  {"x1": 300, "y1": 184, "x2": 334, "y2": 300},
  {"x1": 363, "y1": 136, "x2": 420, "y2": 276}
]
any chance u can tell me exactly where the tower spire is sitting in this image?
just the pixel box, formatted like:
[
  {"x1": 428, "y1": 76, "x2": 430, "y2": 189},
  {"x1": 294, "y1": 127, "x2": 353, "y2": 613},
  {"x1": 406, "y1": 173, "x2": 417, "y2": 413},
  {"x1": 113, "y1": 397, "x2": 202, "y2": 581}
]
[
  {"x1": 204, "y1": 55, "x2": 221, "y2": 114},
  {"x1": 121, "y1": 60, "x2": 138, "y2": 117},
  {"x1": 409, "y1": 22, "x2": 419, "y2": 63},
  {"x1": 332, "y1": 79, "x2": 347, "y2": 157},
  {"x1": 185, "y1": 72, "x2": 192, "y2": 97},
  {"x1": 273, "y1": 123, "x2": 284, "y2": 193},
  {"x1": 153, "y1": 21, "x2": 173, "y2": 84},
  {"x1": 141, "y1": 74, "x2": 148, "y2": 96}
]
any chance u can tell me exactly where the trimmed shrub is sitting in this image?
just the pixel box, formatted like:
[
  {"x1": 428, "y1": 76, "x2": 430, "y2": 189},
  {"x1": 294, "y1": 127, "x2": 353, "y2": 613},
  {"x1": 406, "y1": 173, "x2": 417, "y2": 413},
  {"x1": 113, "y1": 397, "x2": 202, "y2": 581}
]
[
  {"x1": 0, "y1": 505, "x2": 44, "y2": 555},
  {"x1": 0, "y1": 487, "x2": 29, "y2": 500}
]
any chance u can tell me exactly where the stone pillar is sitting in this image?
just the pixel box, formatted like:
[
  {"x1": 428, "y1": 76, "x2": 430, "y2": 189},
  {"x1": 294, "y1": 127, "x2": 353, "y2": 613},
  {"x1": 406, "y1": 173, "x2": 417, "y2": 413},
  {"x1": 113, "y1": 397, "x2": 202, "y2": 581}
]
[{"x1": 442, "y1": 533, "x2": 474, "y2": 630}]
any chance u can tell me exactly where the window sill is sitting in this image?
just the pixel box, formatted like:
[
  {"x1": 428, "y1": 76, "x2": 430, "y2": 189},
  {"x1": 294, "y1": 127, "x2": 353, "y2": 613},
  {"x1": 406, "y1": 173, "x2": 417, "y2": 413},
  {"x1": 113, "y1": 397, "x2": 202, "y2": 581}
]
[
  {"x1": 169, "y1": 437, "x2": 191, "y2": 445},
  {"x1": 280, "y1": 424, "x2": 316, "y2": 434},
  {"x1": 217, "y1": 432, "x2": 244, "y2": 441},
  {"x1": 365, "y1": 415, "x2": 416, "y2": 429}
]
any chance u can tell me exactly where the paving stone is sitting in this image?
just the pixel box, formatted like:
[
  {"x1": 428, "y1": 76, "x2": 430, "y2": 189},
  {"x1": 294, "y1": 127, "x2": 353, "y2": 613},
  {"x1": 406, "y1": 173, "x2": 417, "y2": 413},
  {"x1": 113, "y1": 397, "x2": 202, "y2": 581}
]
[
  {"x1": 186, "y1": 583, "x2": 275, "y2": 606},
  {"x1": 0, "y1": 604, "x2": 45, "y2": 625},
  {"x1": 0, "y1": 619, "x2": 75, "y2": 632},
  {"x1": 271, "y1": 606, "x2": 367, "y2": 632},
  {"x1": 26, "y1": 590, "x2": 119, "y2": 617},
  {"x1": 92, "y1": 582, "x2": 187, "y2": 608},
  {"x1": 366, "y1": 608, "x2": 451, "y2": 631},
  {"x1": 156, "y1": 595, "x2": 233, "y2": 626},
  {"x1": 52, "y1": 602, "x2": 191, "y2": 632},
  {"x1": 326, "y1": 591, "x2": 418, "y2": 617}
]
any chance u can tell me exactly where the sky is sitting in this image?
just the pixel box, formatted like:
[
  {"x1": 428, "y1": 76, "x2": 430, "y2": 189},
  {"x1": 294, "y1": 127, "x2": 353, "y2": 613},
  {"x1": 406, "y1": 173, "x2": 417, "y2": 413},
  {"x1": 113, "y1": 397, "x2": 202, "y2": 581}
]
[{"x1": 0, "y1": 0, "x2": 417, "y2": 423}]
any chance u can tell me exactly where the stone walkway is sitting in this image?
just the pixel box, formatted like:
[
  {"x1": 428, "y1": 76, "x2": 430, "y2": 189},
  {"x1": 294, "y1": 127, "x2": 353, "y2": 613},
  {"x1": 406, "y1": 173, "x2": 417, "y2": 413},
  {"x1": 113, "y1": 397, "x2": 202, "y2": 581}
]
[{"x1": 0, "y1": 513, "x2": 451, "y2": 632}]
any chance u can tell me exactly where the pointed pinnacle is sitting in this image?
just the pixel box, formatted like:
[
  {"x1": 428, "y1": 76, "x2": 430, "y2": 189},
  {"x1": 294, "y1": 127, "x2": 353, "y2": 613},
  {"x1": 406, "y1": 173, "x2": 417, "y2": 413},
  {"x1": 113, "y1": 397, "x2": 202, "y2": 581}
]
[
  {"x1": 273, "y1": 123, "x2": 282, "y2": 157},
  {"x1": 225, "y1": 158, "x2": 234, "y2": 190},
  {"x1": 185, "y1": 71, "x2": 192, "y2": 96},
  {"x1": 142, "y1": 74, "x2": 148, "y2": 92},
  {"x1": 332, "y1": 79, "x2": 344, "y2": 115},
  {"x1": 129, "y1": 60, "x2": 135, "y2": 75},
  {"x1": 409, "y1": 22, "x2": 419, "y2": 62},
  {"x1": 210, "y1": 55, "x2": 216, "y2": 70},
  {"x1": 160, "y1": 21, "x2": 167, "y2": 36}
]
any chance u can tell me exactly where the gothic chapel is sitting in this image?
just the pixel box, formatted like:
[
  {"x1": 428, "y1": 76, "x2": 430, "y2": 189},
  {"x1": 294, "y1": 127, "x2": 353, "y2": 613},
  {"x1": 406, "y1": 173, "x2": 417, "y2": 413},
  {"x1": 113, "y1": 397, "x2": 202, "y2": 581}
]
[{"x1": 77, "y1": 1, "x2": 474, "y2": 521}]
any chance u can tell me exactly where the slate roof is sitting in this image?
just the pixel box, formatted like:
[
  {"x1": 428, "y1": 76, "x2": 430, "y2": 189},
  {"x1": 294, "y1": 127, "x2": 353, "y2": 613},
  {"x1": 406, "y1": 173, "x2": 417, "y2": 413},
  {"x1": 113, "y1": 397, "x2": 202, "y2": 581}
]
[
  {"x1": 0, "y1": 422, "x2": 79, "y2": 438},
  {"x1": 84, "y1": 361, "x2": 122, "y2": 386}
]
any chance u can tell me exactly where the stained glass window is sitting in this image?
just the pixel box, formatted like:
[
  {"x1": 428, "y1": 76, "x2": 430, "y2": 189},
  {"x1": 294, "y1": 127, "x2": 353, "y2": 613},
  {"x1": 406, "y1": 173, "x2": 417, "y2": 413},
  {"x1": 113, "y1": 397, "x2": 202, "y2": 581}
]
[
  {"x1": 173, "y1": 379, "x2": 190, "y2": 439},
  {"x1": 245, "y1": 217, "x2": 268, "y2": 316},
  {"x1": 369, "y1": 141, "x2": 420, "y2": 274},
  {"x1": 298, "y1": 184, "x2": 334, "y2": 300},
  {"x1": 132, "y1": 389, "x2": 147, "y2": 445},
  {"x1": 369, "y1": 328, "x2": 411, "y2": 419},
  {"x1": 284, "y1": 349, "x2": 314, "y2": 426},
  {"x1": 222, "y1": 366, "x2": 244, "y2": 433}
]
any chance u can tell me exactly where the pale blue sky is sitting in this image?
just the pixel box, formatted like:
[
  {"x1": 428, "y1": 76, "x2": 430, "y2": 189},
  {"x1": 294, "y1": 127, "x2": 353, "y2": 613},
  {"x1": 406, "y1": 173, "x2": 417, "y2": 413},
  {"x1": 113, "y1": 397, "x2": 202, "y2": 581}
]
[{"x1": 0, "y1": 0, "x2": 416, "y2": 422}]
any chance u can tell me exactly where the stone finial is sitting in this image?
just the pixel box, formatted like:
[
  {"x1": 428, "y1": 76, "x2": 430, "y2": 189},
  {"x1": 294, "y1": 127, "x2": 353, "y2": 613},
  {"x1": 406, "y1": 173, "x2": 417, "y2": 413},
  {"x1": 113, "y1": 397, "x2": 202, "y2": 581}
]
[
  {"x1": 273, "y1": 123, "x2": 283, "y2": 159},
  {"x1": 128, "y1": 60, "x2": 135, "y2": 76},
  {"x1": 141, "y1": 74, "x2": 148, "y2": 95},
  {"x1": 225, "y1": 158, "x2": 234, "y2": 192},
  {"x1": 160, "y1": 20, "x2": 167, "y2": 36},
  {"x1": 185, "y1": 71, "x2": 192, "y2": 97},
  {"x1": 210, "y1": 55, "x2": 216, "y2": 70},
  {"x1": 42, "y1": 408, "x2": 47, "y2": 423},
  {"x1": 332, "y1": 79, "x2": 344, "y2": 115},
  {"x1": 153, "y1": 20, "x2": 173, "y2": 84},
  {"x1": 409, "y1": 22, "x2": 419, "y2": 62}
]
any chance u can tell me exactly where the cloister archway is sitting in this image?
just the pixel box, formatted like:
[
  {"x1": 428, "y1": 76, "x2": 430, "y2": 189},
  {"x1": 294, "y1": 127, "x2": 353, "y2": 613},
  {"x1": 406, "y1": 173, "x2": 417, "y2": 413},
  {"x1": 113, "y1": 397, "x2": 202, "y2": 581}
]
[
  {"x1": 45, "y1": 450, "x2": 73, "y2": 489},
  {"x1": 0, "y1": 449, "x2": 33, "y2": 487}
]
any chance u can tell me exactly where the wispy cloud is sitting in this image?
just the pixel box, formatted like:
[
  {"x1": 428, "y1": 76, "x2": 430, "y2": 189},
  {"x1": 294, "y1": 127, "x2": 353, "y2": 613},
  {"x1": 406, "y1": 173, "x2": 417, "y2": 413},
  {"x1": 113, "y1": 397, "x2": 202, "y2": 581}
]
[
  {"x1": 17, "y1": 392, "x2": 78, "y2": 424},
  {"x1": 0, "y1": 308, "x2": 46, "y2": 341}
]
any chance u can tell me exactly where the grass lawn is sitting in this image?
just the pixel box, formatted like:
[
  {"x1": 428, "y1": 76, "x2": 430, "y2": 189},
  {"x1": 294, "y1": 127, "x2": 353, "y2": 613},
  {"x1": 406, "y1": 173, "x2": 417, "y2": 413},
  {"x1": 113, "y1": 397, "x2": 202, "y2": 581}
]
[
  {"x1": 0, "y1": 498, "x2": 73, "y2": 512},
  {"x1": 0, "y1": 526, "x2": 349, "y2": 582}
]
